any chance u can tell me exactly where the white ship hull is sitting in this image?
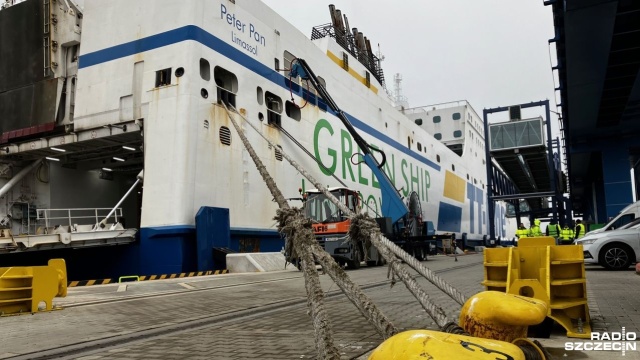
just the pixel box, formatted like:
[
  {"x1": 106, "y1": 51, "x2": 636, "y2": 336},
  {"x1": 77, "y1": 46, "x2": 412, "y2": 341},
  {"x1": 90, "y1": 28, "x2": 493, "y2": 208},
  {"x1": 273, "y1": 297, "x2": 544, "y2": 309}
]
[{"x1": 0, "y1": 0, "x2": 507, "y2": 276}]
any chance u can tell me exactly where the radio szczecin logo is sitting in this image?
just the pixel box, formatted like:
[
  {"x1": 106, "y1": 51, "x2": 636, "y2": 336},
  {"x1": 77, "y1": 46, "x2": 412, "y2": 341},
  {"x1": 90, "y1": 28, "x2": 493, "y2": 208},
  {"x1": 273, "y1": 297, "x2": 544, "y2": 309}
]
[{"x1": 565, "y1": 328, "x2": 637, "y2": 356}]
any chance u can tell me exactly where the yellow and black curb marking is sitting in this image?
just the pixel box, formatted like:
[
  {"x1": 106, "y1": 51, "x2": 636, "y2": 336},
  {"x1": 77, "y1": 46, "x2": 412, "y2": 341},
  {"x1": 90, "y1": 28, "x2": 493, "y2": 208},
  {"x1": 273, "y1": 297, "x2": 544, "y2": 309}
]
[{"x1": 67, "y1": 269, "x2": 229, "y2": 287}]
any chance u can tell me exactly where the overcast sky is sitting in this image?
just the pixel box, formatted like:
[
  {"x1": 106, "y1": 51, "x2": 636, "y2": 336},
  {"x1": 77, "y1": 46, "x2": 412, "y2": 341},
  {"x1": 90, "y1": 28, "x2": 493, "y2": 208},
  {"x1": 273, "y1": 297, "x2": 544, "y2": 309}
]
[{"x1": 262, "y1": 0, "x2": 560, "y2": 128}]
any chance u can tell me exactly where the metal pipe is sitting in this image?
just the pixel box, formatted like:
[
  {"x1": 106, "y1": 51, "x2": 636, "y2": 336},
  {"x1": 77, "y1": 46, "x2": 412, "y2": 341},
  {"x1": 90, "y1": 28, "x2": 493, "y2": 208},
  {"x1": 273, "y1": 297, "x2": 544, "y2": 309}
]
[
  {"x1": 0, "y1": 159, "x2": 43, "y2": 199},
  {"x1": 97, "y1": 170, "x2": 143, "y2": 228}
]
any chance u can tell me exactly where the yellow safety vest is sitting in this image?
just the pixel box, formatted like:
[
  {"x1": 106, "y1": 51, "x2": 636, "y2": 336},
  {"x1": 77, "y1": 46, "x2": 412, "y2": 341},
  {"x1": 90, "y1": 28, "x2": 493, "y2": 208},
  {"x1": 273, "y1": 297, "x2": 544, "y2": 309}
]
[
  {"x1": 529, "y1": 225, "x2": 542, "y2": 237},
  {"x1": 575, "y1": 224, "x2": 586, "y2": 239},
  {"x1": 547, "y1": 224, "x2": 560, "y2": 237},
  {"x1": 559, "y1": 228, "x2": 574, "y2": 242}
]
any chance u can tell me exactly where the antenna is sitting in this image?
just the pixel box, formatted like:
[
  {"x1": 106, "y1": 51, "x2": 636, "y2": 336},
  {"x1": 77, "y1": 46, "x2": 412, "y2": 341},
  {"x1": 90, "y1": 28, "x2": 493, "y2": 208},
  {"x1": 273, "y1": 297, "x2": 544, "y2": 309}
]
[{"x1": 393, "y1": 73, "x2": 409, "y2": 109}]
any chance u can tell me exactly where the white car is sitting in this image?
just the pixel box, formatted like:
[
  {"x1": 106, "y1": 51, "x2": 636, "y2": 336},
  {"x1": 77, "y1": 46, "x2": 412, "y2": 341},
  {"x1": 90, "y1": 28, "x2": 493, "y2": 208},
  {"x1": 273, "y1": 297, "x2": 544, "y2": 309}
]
[{"x1": 576, "y1": 219, "x2": 640, "y2": 270}]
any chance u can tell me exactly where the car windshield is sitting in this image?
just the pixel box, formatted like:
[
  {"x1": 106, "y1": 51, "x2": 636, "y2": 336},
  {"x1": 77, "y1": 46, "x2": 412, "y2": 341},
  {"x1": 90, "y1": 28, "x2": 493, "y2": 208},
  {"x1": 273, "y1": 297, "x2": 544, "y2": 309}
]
[
  {"x1": 304, "y1": 190, "x2": 344, "y2": 223},
  {"x1": 619, "y1": 218, "x2": 640, "y2": 229}
]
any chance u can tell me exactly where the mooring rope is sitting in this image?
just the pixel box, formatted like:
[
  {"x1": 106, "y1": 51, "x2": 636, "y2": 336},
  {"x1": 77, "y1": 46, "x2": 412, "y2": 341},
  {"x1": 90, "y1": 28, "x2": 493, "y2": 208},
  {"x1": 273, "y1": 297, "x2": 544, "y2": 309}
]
[
  {"x1": 222, "y1": 103, "x2": 340, "y2": 359},
  {"x1": 223, "y1": 103, "x2": 398, "y2": 340},
  {"x1": 227, "y1": 104, "x2": 467, "y2": 306},
  {"x1": 226, "y1": 105, "x2": 462, "y2": 328}
]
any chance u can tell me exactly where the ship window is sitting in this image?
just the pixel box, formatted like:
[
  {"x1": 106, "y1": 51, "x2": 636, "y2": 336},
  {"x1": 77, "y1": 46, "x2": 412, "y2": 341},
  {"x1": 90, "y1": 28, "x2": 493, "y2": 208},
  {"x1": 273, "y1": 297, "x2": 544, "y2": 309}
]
[
  {"x1": 452, "y1": 164, "x2": 455, "y2": 171},
  {"x1": 274, "y1": 58, "x2": 280, "y2": 71},
  {"x1": 467, "y1": 174, "x2": 470, "y2": 180},
  {"x1": 414, "y1": 118, "x2": 423, "y2": 126},
  {"x1": 474, "y1": 178, "x2": 478, "y2": 184},
  {"x1": 453, "y1": 130, "x2": 462, "y2": 138},
  {"x1": 436, "y1": 155, "x2": 440, "y2": 163},
  {"x1": 365, "y1": 71, "x2": 371, "y2": 88},
  {"x1": 284, "y1": 51, "x2": 299, "y2": 84},
  {"x1": 214, "y1": 66, "x2": 238, "y2": 107},
  {"x1": 220, "y1": 126, "x2": 231, "y2": 146},
  {"x1": 407, "y1": 137, "x2": 411, "y2": 149},
  {"x1": 200, "y1": 59, "x2": 210, "y2": 81},
  {"x1": 417, "y1": 142, "x2": 422, "y2": 151},
  {"x1": 155, "y1": 68, "x2": 171, "y2": 87},
  {"x1": 285, "y1": 101, "x2": 301, "y2": 121},
  {"x1": 317, "y1": 76, "x2": 326, "y2": 90},
  {"x1": 433, "y1": 116, "x2": 441, "y2": 123},
  {"x1": 265, "y1": 91, "x2": 282, "y2": 126},
  {"x1": 175, "y1": 67, "x2": 185, "y2": 77},
  {"x1": 257, "y1": 87, "x2": 263, "y2": 105},
  {"x1": 434, "y1": 133, "x2": 442, "y2": 140},
  {"x1": 453, "y1": 112, "x2": 461, "y2": 120},
  {"x1": 342, "y1": 52, "x2": 349, "y2": 71},
  {"x1": 275, "y1": 145, "x2": 283, "y2": 161}
]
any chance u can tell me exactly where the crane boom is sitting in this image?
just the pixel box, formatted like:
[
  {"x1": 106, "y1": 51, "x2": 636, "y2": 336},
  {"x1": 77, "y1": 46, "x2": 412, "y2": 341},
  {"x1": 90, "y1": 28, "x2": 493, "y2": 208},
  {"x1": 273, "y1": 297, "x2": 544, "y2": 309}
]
[{"x1": 289, "y1": 59, "x2": 408, "y2": 223}]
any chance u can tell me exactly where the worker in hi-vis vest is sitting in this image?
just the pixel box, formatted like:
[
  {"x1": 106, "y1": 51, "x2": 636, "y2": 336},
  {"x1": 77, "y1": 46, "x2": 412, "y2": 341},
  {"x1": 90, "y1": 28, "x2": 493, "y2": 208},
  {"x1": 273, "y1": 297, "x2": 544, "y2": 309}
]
[
  {"x1": 546, "y1": 221, "x2": 561, "y2": 243},
  {"x1": 559, "y1": 224, "x2": 574, "y2": 245},
  {"x1": 574, "y1": 219, "x2": 586, "y2": 240},
  {"x1": 529, "y1": 219, "x2": 543, "y2": 237},
  {"x1": 516, "y1": 223, "x2": 528, "y2": 240}
]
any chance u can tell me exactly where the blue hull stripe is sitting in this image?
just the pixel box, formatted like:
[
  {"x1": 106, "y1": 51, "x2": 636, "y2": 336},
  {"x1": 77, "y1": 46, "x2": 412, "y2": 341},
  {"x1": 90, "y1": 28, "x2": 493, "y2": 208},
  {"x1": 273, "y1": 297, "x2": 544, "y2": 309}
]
[
  {"x1": 79, "y1": 25, "x2": 440, "y2": 171},
  {"x1": 437, "y1": 202, "x2": 462, "y2": 233}
]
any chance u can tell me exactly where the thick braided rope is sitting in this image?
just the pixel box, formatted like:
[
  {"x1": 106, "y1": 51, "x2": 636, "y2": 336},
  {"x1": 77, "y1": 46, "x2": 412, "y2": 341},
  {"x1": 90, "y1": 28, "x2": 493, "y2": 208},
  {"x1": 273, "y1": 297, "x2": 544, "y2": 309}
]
[{"x1": 223, "y1": 104, "x2": 340, "y2": 359}]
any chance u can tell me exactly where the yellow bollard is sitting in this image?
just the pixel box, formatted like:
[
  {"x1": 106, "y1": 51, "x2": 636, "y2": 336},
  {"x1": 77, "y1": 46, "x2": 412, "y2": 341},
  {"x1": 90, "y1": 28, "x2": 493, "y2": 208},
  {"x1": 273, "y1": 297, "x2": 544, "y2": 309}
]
[
  {"x1": 0, "y1": 259, "x2": 67, "y2": 316},
  {"x1": 368, "y1": 330, "x2": 529, "y2": 360},
  {"x1": 459, "y1": 291, "x2": 548, "y2": 343}
]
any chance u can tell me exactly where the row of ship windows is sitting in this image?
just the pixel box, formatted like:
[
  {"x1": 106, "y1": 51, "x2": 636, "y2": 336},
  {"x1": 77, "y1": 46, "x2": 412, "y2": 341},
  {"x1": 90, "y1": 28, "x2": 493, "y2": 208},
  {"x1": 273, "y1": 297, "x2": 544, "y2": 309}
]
[{"x1": 157, "y1": 60, "x2": 485, "y2": 171}]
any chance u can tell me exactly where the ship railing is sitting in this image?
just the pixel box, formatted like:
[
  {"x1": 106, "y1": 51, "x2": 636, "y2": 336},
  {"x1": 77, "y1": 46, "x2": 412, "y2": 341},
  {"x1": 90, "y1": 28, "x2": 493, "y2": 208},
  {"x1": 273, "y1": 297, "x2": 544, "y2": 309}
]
[
  {"x1": 311, "y1": 23, "x2": 385, "y2": 87},
  {"x1": 36, "y1": 207, "x2": 124, "y2": 233}
]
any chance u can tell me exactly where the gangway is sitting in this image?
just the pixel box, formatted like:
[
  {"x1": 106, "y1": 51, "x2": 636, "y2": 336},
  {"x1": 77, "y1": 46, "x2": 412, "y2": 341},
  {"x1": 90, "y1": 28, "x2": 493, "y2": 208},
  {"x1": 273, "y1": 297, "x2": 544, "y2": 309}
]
[
  {"x1": 0, "y1": 206, "x2": 136, "y2": 253},
  {"x1": 484, "y1": 100, "x2": 568, "y2": 240}
]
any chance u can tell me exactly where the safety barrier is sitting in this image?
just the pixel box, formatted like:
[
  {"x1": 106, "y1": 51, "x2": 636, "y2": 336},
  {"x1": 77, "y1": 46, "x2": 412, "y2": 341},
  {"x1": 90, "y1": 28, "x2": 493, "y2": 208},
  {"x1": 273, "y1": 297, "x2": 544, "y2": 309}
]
[
  {"x1": 67, "y1": 269, "x2": 229, "y2": 287},
  {"x1": 482, "y1": 237, "x2": 591, "y2": 338},
  {"x1": 0, "y1": 259, "x2": 67, "y2": 316}
]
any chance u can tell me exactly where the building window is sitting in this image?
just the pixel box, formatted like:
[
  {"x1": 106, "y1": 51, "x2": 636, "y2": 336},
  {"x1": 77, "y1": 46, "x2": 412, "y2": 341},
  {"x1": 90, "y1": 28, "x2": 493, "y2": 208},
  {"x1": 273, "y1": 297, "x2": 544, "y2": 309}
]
[
  {"x1": 200, "y1": 59, "x2": 210, "y2": 81},
  {"x1": 155, "y1": 68, "x2": 171, "y2": 87},
  {"x1": 434, "y1": 133, "x2": 442, "y2": 140},
  {"x1": 453, "y1": 112, "x2": 461, "y2": 120},
  {"x1": 433, "y1": 116, "x2": 441, "y2": 123},
  {"x1": 214, "y1": 66, "x2": 238, "y2": 107}
]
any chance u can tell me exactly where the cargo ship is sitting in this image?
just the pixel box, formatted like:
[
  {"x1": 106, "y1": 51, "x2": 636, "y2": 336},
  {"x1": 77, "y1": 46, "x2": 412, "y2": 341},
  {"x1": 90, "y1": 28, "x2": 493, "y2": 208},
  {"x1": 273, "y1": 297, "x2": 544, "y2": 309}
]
[{"x1": 0, "y1": 0, "x2": 506, "y2": 279}]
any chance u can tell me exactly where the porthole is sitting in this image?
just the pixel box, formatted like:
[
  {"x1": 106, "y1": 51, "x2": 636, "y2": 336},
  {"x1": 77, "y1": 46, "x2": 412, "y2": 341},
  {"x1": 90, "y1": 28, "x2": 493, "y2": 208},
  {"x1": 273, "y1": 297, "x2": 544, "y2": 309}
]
[
  {"x1": 201, "y1": 89, "x2": 208, "y2": 99},
  {"x1": 257, "y1": 87, "x2": 263, "y2": 105},
  {"x1": 258, "y1": 112, "x2": 264, "y2": 121},
  {"x1": 200, "y1": 59, "x2": 210, "y2": 80},
  {"x1": 175, "y1": 67, "x2": 185, "y2": 77}
]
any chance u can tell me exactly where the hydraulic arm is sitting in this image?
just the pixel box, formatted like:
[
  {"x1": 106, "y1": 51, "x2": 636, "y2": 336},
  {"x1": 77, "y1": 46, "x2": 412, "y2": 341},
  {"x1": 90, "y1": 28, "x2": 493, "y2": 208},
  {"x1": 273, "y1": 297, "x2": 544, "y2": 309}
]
[{"x1": 289, "y1": 59, "x2": 408, "y2": 223}]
